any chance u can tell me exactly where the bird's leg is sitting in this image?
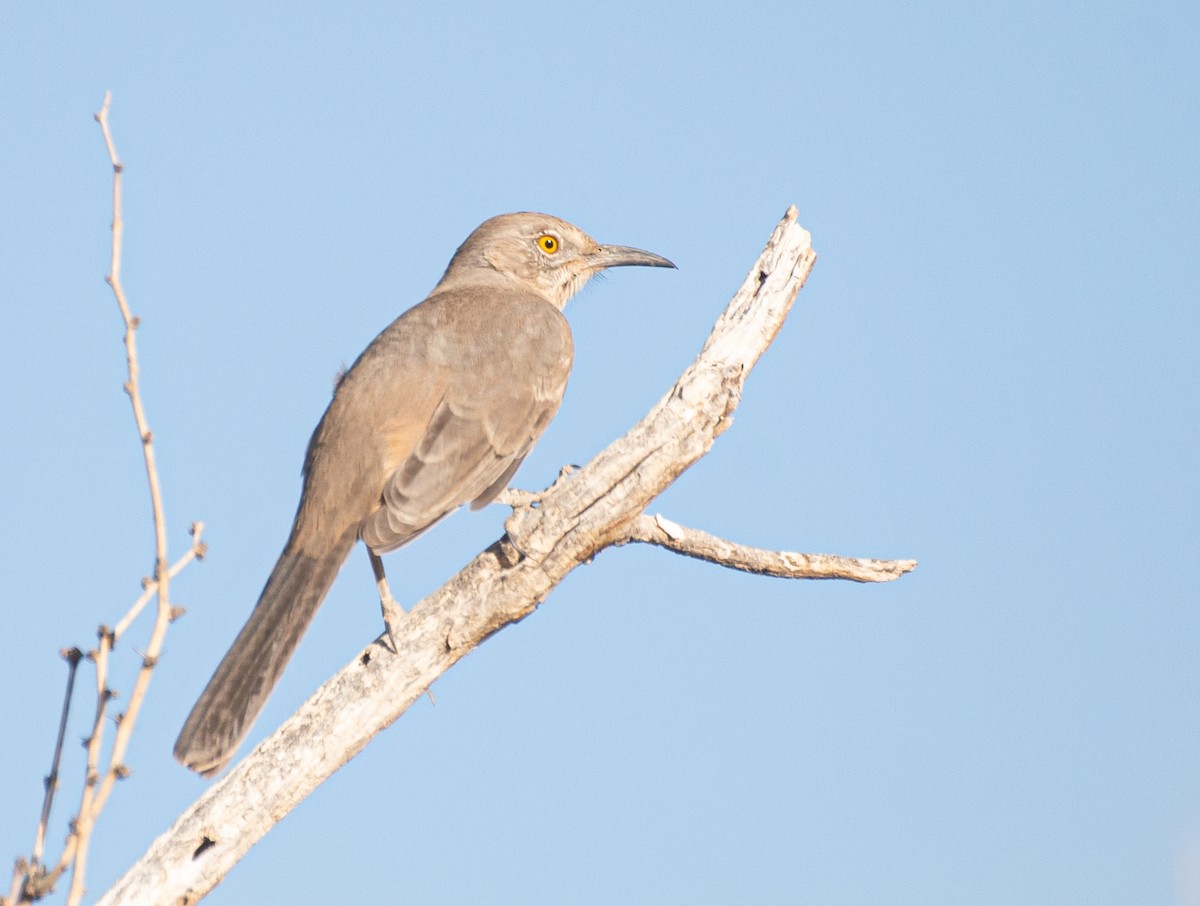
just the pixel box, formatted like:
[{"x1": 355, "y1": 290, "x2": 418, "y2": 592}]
[{"x1": 368, "y1": 549, "x2": 405, "y2": 654}]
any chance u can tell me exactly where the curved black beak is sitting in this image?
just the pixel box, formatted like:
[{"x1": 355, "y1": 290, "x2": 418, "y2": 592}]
[{"x1": 590, "y1": 244, "x2": 677, "y2": 270}]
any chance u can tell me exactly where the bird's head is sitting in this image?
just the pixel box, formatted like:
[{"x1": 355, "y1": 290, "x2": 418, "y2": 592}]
[{"x1": 437, "y1": 212, "x2": 675, "y2": 309}]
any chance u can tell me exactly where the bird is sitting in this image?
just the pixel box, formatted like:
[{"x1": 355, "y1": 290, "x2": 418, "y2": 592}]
[{"x1": 174, "y1": 212, "x2": 675, "y2": 776}]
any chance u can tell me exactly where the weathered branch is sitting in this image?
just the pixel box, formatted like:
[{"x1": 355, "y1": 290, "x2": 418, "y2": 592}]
[
  {"x1": 621, "y1": 513, "x2": 916, "y2": 582},
  {"x1": 98, "y1": 206, "x2": 914, "y2": 905}
]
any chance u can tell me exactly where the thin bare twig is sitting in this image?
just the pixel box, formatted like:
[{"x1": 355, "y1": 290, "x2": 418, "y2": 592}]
[
  {"x1": 19, "y1": 525, "x2": 205, "y2": 905},
  {"x1": 113, "y1": 524, "x2": 207, "y2": 641},
  {"x1": 32, "y1": 649, "x2": 83, "y2": 867},
  {"x1": 620, "y1": 513, "x2": 917, "y2": 582},
  {"x1": 5, "y1": 93, "x2": 205, "y2": 906},
  {"x1": 93, "y1": 94, "x2": 172, "y2": 588},
  {"x1": 94, "y1": 524, "x2": 206, "y2": 816},
  {"x1": 65, "y1": 89, "x2": 178, "y2": 906},
  {"x1": 93, "y1": 529, "x2": 204, "y2": 817},
  {"x1": 13, "y1": 648, "x2": 84, "y2": 902},
  {"x1": 6, "y1": 862, "x2": 27, "y2": 906}
]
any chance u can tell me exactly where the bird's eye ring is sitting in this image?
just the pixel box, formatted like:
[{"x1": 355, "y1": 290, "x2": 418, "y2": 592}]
[{"x1": 537, "y1": 234, "x2": 559, "y2": 254}]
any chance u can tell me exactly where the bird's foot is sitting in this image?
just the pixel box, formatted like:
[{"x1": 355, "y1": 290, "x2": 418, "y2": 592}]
[
  {"x1": 380, "y1": 593, "x2": 406, "y2": 655},
  {"x1": 369, "y1": 548, "x2": 406, "y2": 654},
  {"x1": 549, "y1": 463, "x2": 580, "y2": 492},
  {"x1": 497, "y1": 487, "x2": 539, "y2": 509},
  {"x1": 501, "y1": 465, "x2": 579, "y2": 561},
  {"x1": 498, "y1": 464, "x2": 580, "y2": 511}
]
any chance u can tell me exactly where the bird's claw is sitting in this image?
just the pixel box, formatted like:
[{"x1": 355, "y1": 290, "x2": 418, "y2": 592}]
[
  {"x1": 550, "y1": 463, "x2": 580, "y2": 491},
  {"x1": 369, "y1": 549, "x2": 405, "y2": 654},
  {"x1": 497, "y1": 486, "x2": 540, "y2": 509},
  {"x1": 501, "y1": 464, "x2": 581, "y2": 560},
  {"x1": 498, "y1": 463, "x2": 581, "y2": 511},
  {"x1": 381, "y1": 596, "x2": 406, "y2": 654}
]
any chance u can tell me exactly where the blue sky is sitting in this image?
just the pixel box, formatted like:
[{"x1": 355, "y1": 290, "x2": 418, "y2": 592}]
[{"x1": 2, "y1": 2, "x2": 1198, "y2": 903}]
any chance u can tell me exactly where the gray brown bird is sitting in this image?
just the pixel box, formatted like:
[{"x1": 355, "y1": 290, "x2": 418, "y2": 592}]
[{"x1": 174, "y1": 212, "x2": 675, "y2": 775}]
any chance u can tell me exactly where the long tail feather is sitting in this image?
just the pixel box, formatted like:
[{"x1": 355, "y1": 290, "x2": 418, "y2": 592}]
[{"x1": 174, "y1": 530, "x2": 356, "y2": 776}]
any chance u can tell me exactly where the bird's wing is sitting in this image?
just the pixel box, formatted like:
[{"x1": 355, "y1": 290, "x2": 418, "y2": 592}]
[{"x1": 360, "y1": 361, "x2": 565, "y2": 554}]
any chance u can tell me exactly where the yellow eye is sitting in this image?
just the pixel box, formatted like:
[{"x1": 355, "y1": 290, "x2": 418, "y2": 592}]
[{"x1": 537, "y1": 234, "x2": 559, "y2": 254}]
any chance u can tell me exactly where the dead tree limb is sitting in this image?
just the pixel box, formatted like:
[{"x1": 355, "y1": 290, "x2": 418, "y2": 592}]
[
  {"x1": 620, "y1": 513, "x2": 916, "y2": 581},
  {"x1": 97, "y1": 206, "x2": 915, "y2": 906}
]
